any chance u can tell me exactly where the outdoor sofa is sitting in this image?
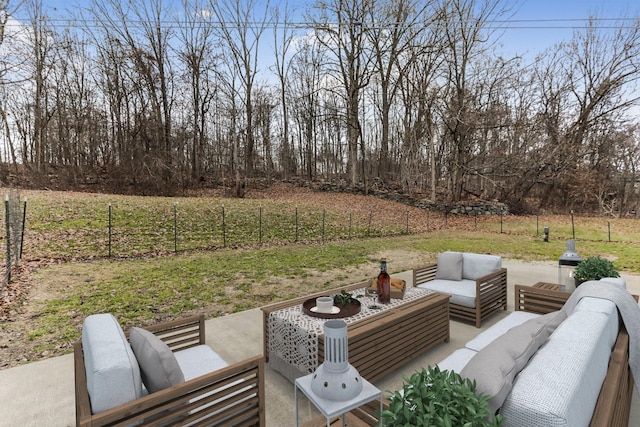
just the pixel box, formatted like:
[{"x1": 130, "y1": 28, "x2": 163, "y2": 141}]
[
  {"x1": 74, "y1": 313, "x2": 265, "y2": 426},
  {"x1": 437, "y1": 279, "x2": 636, "y2": 426},
  {"x1": 349, "y1": 279, "x2": 636, "y2": 426},
  {"x1": 413, "y1": 251, "x2": 507, "y2": 327}
]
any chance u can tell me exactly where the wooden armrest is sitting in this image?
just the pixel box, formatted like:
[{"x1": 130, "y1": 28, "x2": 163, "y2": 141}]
[
  {"x1": 74, "y1": 341, "x2": 92, "y2": 426},
  {"x1": 589, "y1": 328, "x2": 632, "y2": 426},
  {"x1": 87, "y1": 355, "x2": 264, "y2": 426},
  {"x1": 413, "y1": 263, "x2": 437, "y2": 286},
  {"x1": 475, "y1": 268, "x2": 507, "y2": 296},
  {"x1": 475, "y1": 268, "x2": 507, "y2": 284}
]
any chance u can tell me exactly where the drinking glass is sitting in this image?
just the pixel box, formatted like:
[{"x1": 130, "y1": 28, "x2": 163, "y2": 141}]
[{"x1": 367, "y1": 287, "x2": 380, "y2": 310}]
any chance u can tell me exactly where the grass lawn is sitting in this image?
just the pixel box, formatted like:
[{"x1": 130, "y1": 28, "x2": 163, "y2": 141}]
[{"x1": 2, "y1": 186, "x2": 640, "y2": 367}]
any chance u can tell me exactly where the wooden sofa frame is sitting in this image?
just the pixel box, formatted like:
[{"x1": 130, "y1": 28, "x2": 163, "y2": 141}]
[
  {"x1": 413, "y1": 263, "x2": 507, "y2": 327},
  {"x1": 74, "y1": 315, "x2": 265, "y2": 427}
]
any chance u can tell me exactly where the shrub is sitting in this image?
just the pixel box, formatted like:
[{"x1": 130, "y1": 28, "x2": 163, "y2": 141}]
[
  {"x1": 574, "y1": 256, "x2": 620, "y2": 283},
  {"x1": 380, "y1": 365, "x2": 503, "y2": 427}
]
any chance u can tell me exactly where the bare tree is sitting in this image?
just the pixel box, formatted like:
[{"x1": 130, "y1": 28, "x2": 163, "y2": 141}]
[
  {"x1": 25, "y1": 0, "x2": 49, "y2": 170},
  {"x1": 253, "y1": 86, "x2": 276, "y2": 178},
  {"x1": 49, "y1": 30, "x2": 99, "y2": 172},
  {"x1": 0, "y1": 0, "x2": 23, "y2": 46},
  {"x1": 397, "y1": 30, "x2": 445, "y2": 199},
  {"x1": 85, "y1": 0, "x2": 177, "y2": 192},
  {"x1": 530, "y1": 16, "x2": 640, "y2": 211},
  {"x1": 271, "y1": 1, "x2": 297, "y2": 180},
  {"x1": 0, "y1": 0, "x2": 7, "y2": 45},
  {"x1": 0, "y1": 0, "x2": 27, "y2": 168},
  {"x1": 289, "y1": 34, "x2": 325, "y2": 180},
  {"x1": 439, "y1": 0, "x2": 510, "y2": 202},
  {"x1": 177, "y1": 0, "x2": 218, "y2": 184},
  {"x1": 209, "y1": 0, "x2": 272, "y2": 184},
  {"x1": 310, "y1": 0, "x2": 374, "y2": 187},
  {"x1": 562, "y1": 17, "x2": 640, "y2": 151},
  {"x1": 365, "y1": 0, "x2": 437, "y2": 182}
]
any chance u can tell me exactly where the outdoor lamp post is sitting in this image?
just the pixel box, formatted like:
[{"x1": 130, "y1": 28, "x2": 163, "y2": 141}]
[{"x1": 558, "y1": 240, "x2": 582, "y2": 292}]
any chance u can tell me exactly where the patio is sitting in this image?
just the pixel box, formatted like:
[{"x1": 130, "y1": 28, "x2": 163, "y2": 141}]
[{"x1": 1, "y1": 259, "x2": 639, "y2": 426}]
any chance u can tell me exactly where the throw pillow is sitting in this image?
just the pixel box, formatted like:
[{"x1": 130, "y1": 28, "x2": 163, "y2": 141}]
[
  {"x1": 129, "y1": 327, "x2": 185, "y2": 393},
  {"x1": 435, "y1": 252, "x2": 463, "y2": 281},
  {"x1": 460, "y1": 310, "x2": 567, "y2": 413}
]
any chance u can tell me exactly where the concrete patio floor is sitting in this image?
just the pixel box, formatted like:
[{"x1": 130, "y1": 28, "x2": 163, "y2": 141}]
[{"x1": 1, "y1": 259, "x2": 639, "y2": 426}]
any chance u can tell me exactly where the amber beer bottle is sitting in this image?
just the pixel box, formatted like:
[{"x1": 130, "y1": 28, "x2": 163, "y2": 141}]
[{"x1": 377, "y1": 258, "x2": 391, "y2": 303}]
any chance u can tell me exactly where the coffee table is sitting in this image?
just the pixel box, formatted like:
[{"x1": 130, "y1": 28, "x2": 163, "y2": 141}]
[{"x1": 261, "y1": 281, "x2": 450, "y2": 383}]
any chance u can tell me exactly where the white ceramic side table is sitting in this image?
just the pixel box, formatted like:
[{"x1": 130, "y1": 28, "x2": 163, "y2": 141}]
[{"x1": 294, "y1": 373, "x2": 382, "y2": 427}]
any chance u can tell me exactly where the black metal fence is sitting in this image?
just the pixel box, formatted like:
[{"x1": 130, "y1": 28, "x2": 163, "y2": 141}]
[
  {"x1": 4, "y1": 193, "x2": 639, "y2": 275},
  {"x1": 17, "y1": 201, "x2": 417, "y2": 260}
]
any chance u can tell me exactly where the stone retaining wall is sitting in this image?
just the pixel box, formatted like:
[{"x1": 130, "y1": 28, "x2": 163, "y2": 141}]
[{"x1": 291, "y1": 179, "x2": 509, "y2": 216}]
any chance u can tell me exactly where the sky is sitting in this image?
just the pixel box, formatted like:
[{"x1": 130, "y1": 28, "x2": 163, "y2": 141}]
[
  {"x1": 495, "y1": 0, "x2": 639, "y2": 58},
  {"x1": 9, "y1": 0, "x2": 639, "y2": 59}
]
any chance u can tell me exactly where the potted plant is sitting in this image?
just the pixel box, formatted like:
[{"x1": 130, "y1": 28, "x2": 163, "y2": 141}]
[
  {"x1": 380, "y1": 365, "x2": 503, "y2": 427},
  {"x1": 573, "y1": 256, "x2": 620, "y2": 286},
  {"x1": 333, "y1": 290, "x2": 360, "y2": 307}
]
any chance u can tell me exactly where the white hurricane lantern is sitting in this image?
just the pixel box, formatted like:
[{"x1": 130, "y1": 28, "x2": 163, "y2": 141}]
[
  {"x1": 558, "y1": 239, "x2": 582, "y2": 292},
  {"x1": 310, "y1": 320, "x2": 363, "y2": 401}
]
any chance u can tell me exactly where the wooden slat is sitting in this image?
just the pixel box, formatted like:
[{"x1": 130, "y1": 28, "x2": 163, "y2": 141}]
[
  {"x1": 317, "y1": 293, "x2": 450, "y2": 383},
  {"x1": 141, "y1": 314, "x2": 205, "y2": 349},
  {"x1": 514, "y1": 284, "x2": 569, "y2": 314},
  {"x1": 589, "y1": 328, "x2": 633, "y2": 427},
  {"x1": 413, "y1": 263, "x2": 437, "y2": 285}
]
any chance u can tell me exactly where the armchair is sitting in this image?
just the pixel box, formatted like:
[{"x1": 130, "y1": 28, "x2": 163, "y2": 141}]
[
  {"x1": 413, "y1": 252, "x2": 507, "y2": 327},
  {"x1": 74, "y1": 314, "x2": 265, "y2": 426}
]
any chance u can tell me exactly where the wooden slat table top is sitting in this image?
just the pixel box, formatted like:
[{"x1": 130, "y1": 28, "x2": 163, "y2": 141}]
[{"x1": 531, "y1": 282, "x2": 562, "y2": 290}]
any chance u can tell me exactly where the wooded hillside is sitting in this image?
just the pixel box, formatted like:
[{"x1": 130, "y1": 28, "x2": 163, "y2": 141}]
[{"x1": 1, "y1": 0, "x2": 639, "y2": 214}]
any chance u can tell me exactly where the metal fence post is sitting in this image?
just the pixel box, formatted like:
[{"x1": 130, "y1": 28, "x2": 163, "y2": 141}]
[
  {"x1": 322, "y1": 209, "x2": 326, "y2": 243},
  {"x1": 222, "y1": 205, "x2": 226, "y2": 247},
  {"x1": 259, "y1": 205, "x2": 263, "y2": 245},
  {"x1": 108, "y1": 203, "x2": 112, "y2": 258},
  {"x1": 406, "y1": 211, "x2": 409, "y2": 234},
  {"x1": 174, "y1": 202, "x2": 178, "y2": 253},
  {"x1": 20, "y1": 197, "x2": 27, "y2": 259},
  {"x1": 5, "y1": 195, "x2": 11, "y2": 286}
]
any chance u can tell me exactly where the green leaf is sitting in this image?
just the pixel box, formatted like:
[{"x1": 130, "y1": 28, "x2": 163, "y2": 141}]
[{"x1": 381, "y1": 366, "x2": 503, "y2": 427}]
